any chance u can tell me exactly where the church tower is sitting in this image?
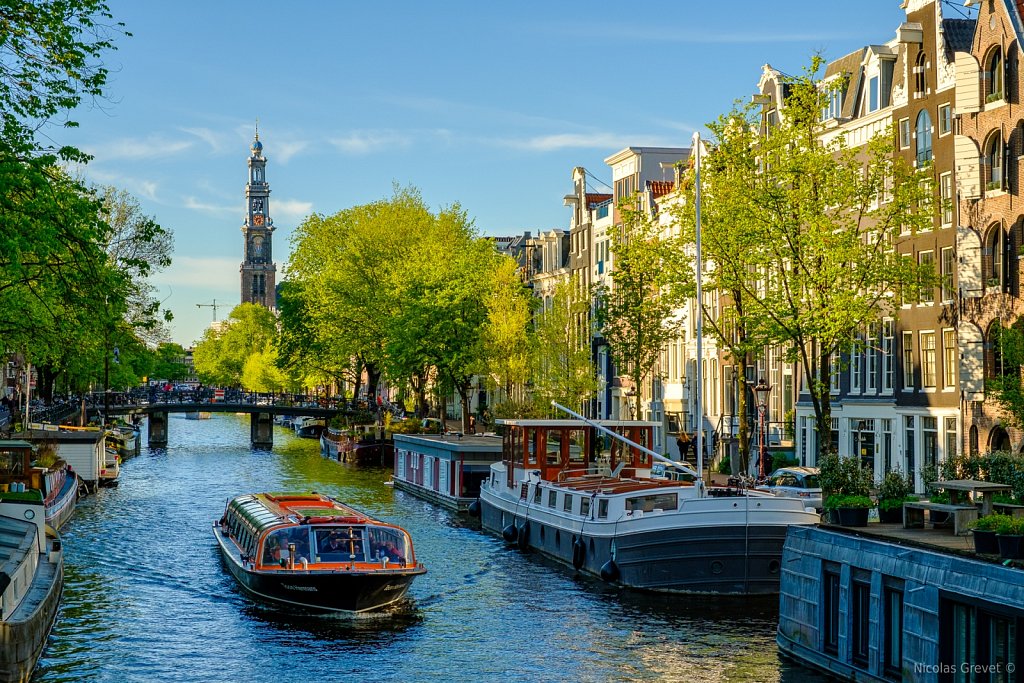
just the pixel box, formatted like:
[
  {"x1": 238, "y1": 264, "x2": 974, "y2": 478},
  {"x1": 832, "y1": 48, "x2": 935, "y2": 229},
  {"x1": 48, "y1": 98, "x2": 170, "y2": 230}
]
[{"x1": 240, "y1": 129, "x2": 277, "y2": 309}]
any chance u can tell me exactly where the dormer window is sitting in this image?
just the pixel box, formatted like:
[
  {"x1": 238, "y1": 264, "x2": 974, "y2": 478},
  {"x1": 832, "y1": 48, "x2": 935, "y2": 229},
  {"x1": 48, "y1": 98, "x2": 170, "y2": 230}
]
[
  {"x1": 986, "y1": 48, "x2": 1004, "y2": 104},
  {"x1": 821, "y1": 84, "x2": 842, "y2": 121}
]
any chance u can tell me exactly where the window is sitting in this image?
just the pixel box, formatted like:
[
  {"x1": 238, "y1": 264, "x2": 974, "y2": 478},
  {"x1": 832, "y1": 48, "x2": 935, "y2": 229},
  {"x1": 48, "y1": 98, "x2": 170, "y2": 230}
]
[
  {"x1": 919, "y1": 251, "x2": 935, "y2": 305},
  {"x1": 563, "y1": 494, "x2": 573, "y2": 513},
  {"x1": 916, "y1": 109, "x2": 933, "y2": 166},
  {"x1": 548, "y1": 490, "x2": 557, "y2": 508},
  {"x1": 880, "y1": 59, "x2": 894, "y2": 109},
  {"x1": 940, "y1": 173, "x2": 953, "y2": 226},
  {"x1": 852, "y1": 579, "x2": 871, "y2": 667},
  {"x1": 988, "y1": 48, "x2": 1004, "y2": 102},
  {"x1": 580, "y1": 496, "x2": 590, "y2": 517},
  {"x1": 830, "y1": 351, "x2": 841, "y2": 393},
  {"x1": 938, "y1": 103, "x2": 952, "y2": 136},
  {"x1": 989, "y1": 227, "x2": 1006, "y2": 290},
  {"x1": 899, "y1": 118, "x2": 911, "y2": 149},
  {"x1": 867, "y1": 323, "x2": 878, "y2": 393},
  {"x1": 868, "y1": 75, "x2": 879, "y2": 113},
  {"x1": 945, "y1": 416, "x2": 958, "y2": 460},
  {"x1": 883, "y1": 319, "x2": 895, "y2": 392},
  {"x1": 943, "y1": 329, "x2": 957, "y2": 389},
  {"x1": 921, "y1": 331, "x2": 936, "y2": 388},
  {"x1": 821, "y1": 83, "x2": 842, "y2": 121},
  {"x1": 941, "y1": 246, "x2": 955, "y2": 301},
  {"x1": 598, "y1": 498, "x2": 608, "y2": 519},
  {"x1": 883, "y1": 586, "x2": 904, "y2": 678},
  {"x1": 851, "y1": 334, "x2": 862, "y2": 393},
  {"x1": 823, "y1": 567, "x2": 841, "y2": 655},
  {"x1": 922, "y1": 416, "x2": 938, "y2": 471},
  {"x1": 902, "y1": 331, "x2": 915, "y2": 390},
  {"x1": 614, "y1": 175, "x2": 635, "y2": 203},
  {"x1": 915, "y1": 52, "x2": 927, "y2": 95},
  {"x1": 987, "y1": 135, "x2": 1004, "y2": 191}
]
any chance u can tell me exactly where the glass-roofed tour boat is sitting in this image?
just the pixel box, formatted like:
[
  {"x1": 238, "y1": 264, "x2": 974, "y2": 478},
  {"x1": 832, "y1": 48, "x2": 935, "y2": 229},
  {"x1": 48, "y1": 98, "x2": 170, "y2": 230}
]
[{"x1": 214, "y1": 492, "x2": 426, "y2": 613}]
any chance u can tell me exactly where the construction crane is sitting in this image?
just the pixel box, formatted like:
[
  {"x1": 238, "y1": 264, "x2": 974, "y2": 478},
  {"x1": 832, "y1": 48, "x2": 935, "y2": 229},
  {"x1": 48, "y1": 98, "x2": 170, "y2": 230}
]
[{"x1": 196, "y1": 299, "x2": 229, "y2": 322}]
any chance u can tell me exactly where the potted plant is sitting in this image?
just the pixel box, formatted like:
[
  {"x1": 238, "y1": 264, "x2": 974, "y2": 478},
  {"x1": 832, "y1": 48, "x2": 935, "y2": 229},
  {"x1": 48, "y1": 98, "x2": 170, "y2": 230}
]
[
  {"x1": 970, "y1": 514, "x2": 1006, "y2": 554},
  {"x1": 877, "y1": 470, "x2": 914, "y2": 523},
  {"x1": 996, "y1": 515, "x2": 1024, "y2": 560},
  {"x1": 819, "y1": 454, "x2": 874, "y2": 525},
  {"x1": 824, "y1": 494, "x2": 873, "y2": 527}
]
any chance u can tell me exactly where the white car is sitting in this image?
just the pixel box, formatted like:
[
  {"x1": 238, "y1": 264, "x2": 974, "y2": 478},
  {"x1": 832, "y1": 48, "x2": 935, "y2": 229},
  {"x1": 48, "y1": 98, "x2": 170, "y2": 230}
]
[{"x1": 763, "y1": 466, "x2": 822, "y2": 511}]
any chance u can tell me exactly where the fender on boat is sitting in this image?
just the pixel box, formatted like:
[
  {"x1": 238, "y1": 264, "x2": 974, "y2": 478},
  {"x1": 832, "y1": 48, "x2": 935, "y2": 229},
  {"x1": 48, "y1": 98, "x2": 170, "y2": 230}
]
[
  {"x1": 571, "y1": 536, "x2": 585, "y2": 570},
  {"x1": 516, "y1": 521, "x2": 530, "y2": 550},
  {"x1": 600, "y1": 559, "x2": 620, "y2": 582},
  {"x1": 501, "y1": 523, "x2": 518, "y2": 543},
  {"x1": 467, "y1": 499, "x2": 481, "y2": 517}
]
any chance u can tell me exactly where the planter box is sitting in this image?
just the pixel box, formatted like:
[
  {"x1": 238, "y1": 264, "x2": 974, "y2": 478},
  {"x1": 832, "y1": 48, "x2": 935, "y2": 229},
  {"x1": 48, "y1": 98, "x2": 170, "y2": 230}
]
[
  {"x1": 997, "y1": 534, "x2": 1024, "y2": 560},
  {"x1": 972, "y1": 529, "x2": 1000, "y2": 554},
  {"x1": 836, "y1": 507, "x2": 870, "y2": 527}
]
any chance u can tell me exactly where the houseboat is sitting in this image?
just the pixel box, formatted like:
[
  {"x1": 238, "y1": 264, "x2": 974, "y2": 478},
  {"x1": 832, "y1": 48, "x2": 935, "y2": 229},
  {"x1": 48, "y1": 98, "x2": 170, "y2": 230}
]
[
  {"x1": 478, "y1": 416, "x2": 819, "y2": 595},
  {"x1": 0, "y1": 494, "x2": 63, "y2": 683},
  {"x1": 0, "y1": 441, "x2": 77, "y2": 530},
  {"x1": 321, "y1": 425, "x2": 393, "y2": 465},
  {"x1": 777, "y1": 524, "x2": 1024, "y2": 682},
  {"x1": 392, "y1": 433, "x2": 503, "y2": 511},
  {"x1": 105, "y1": 424, "x2": 139, "y2": 460},
  {"x1": 294, "y1": 417, "x2": 325, "y2": 439},
  {"x1": 214, "y1": 492, "x2": 426, "y2": 613},
  {"x1": 20, "y1": 427, "x2": 106, "y2": 493}
]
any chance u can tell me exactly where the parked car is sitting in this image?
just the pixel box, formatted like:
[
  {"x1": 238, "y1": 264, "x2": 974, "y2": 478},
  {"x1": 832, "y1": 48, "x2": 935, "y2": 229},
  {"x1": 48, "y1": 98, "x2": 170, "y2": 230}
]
[{"x1": 762, "y1": 466, "x2": 822, "y2": 512}]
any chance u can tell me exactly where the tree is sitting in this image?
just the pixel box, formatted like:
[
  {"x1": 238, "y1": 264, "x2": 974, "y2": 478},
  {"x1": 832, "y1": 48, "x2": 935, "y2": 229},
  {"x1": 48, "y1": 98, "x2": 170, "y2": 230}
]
[
  {"x1": 676, "y1": 58, "x2": 933, "y2": 456},
  {"x1": 597, "y1": 201, "x2": 690, "y2": 419},
  {"x1": 532, "y1": 275, "x2": 600, "y2": 414},
  {"x1": 986, "y1": 321, "x2": 1024, "y2": 431},
  {"x1": 481, "y1": 257, "x2": 533, "y2": 404},
  {"x1": 192, "y1": 304, "x2": 278, "y2": 387},
  {"x1": 151, "y1": 343, "x2": 190, "y2": 382}
]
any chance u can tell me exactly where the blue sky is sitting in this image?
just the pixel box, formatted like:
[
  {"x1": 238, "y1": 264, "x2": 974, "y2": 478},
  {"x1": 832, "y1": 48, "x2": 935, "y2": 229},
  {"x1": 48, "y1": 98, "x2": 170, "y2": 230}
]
[{"x1": 56, "y1": 0, "x2": 973, "y2": 346}]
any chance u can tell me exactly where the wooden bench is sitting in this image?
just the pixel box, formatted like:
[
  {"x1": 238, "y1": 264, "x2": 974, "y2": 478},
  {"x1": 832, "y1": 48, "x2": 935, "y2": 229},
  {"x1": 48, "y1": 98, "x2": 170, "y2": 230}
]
[
  {"x1": 903, "y1": 501, "x2": 978, "y2": 536},
  {"x1": 993, "y1": 502, "x2": 1024, "y2": 518}
]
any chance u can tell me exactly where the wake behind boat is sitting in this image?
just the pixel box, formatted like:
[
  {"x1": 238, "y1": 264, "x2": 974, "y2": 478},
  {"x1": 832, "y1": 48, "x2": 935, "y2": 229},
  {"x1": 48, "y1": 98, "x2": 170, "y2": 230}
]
[
  {"x1": 477, "y1": 412, "x2": 819, "y2": 595},
  {"x1": 214, "y1": 492, "x2": 426, "y2": 613}
]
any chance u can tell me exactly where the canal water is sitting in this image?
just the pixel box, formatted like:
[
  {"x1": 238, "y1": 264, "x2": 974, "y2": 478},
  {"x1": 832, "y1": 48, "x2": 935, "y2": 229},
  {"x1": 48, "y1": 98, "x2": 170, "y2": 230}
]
[{"x1": 34, "y1": 414, "x2": 829, "y2": 683}]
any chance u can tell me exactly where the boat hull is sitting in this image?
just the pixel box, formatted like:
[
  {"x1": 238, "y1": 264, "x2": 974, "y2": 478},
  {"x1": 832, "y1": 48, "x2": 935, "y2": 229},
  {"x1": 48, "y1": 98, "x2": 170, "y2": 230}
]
[
  {"x1": 215, "y1": 526, "x2": 423, "y2": 613},
  {"x1": 45, "y1": 473, "x2": 78, "y2": 531},
  {"x1": 0, "y1": 530, "x2": 63, "y2": 683},
  {"x1": 480, "y1": 488, "x2": 814, "y2": 595}
]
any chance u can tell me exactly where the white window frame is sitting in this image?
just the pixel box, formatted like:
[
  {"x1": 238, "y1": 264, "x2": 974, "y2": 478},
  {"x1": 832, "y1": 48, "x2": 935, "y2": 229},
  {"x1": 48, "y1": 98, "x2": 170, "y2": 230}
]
[
  {"x1": 882, "y1": 319, "x2": 894, "y2": 394},
  {"x1": 902, "y1": 331, "x2": 915, "y2": 391},
  {"x1": 942, "y1": 328, "x2": 957, "y2": 390},
  {"x1": 920, "y1": 330, "x2": 937, "y2": 390},
  {"x1": 938, "y1": 103, "x2": 952, "y2": 136}
]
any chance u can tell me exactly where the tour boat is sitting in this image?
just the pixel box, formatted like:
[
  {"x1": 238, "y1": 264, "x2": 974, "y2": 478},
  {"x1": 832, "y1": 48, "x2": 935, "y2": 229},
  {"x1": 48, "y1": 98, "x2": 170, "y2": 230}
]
[
  {"x1": 476, "y1": 408, "x2": 819, "y2": 595},
  {"x1": 0, "y1": 440, "x2": 78, "y2": 530},
  {"x1": 0, "y1": 494, "x2": 63, "y2": 683},
  {"x1": 214, "y1": 492, "x2": 426, "y2": 613}
]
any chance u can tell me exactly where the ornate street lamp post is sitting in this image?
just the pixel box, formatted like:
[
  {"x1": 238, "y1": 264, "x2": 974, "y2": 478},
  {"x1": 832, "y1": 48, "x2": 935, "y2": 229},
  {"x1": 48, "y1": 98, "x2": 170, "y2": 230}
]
[{"x1": 752, "y1": 378, "x2": 772, "y2": 480}]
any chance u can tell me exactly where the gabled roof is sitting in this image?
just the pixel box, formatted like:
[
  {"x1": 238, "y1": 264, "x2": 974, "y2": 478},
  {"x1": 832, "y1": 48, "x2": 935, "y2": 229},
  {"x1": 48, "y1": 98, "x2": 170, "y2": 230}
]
[{"x1": 942, "y1": 18, "x2": 976, "y2": 54}]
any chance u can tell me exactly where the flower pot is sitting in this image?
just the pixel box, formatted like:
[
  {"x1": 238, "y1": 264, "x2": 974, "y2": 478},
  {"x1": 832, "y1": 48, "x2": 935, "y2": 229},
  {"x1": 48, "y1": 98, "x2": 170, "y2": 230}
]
[
  {"x1": 973, "y1": 529, "x2": 1000, "y2": 554},
  {"x1": 997, "y1": 534, "x2": 1024, "y2": 560},
  {"x1": 836, "y1": 507, "x2": 870, "y2": 527},
  {"x1": 879, "y1": 507, "x2": 903, "y2": 524}
]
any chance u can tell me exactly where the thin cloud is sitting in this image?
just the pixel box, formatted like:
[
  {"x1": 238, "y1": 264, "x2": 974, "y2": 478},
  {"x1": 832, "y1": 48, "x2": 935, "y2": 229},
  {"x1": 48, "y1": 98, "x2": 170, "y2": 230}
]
[
  {"x1": 537, "y1": 22, "x2": 858, "y2": 44},
  {"x1": 151, "y1": 256, "x2": 241, "y2": 291},
  {"x1": 271, "y1": 198, "x2": 314, "y2": 224},
  {"x1": 85, "y1": 136, "x2": 193, "y2": 161},
  {"x1": 501, "y1": 132, "x2": 678, "y2": 152},
  {"x1": 329, "y1": 130, "x2": 412, "y2": 155},
  {"x1": 183, "y1": 196, "x2": 241, "y2": 215},
  {"x1": 270, "y1": 140, "x2": 309, "y2": 164},
  {"x1": 180, "y1": 126, "x2": 226, "y2": 153}
]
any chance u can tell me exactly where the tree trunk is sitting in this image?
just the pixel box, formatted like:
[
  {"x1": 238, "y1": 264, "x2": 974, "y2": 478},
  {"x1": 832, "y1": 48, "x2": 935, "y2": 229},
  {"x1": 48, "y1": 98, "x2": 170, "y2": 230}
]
[
  {"x1": 365, "y1": 362, "x2": 381, "y2": 403},
  {"x1": 736, "y1": 354, "x2": 749, "y2": 476},
  {"x1": 37, "y1": 364, "x2": 58, "y2": 405},
  {"x1": 814, "y1": 346, "x2": 833, "y2": 457}
]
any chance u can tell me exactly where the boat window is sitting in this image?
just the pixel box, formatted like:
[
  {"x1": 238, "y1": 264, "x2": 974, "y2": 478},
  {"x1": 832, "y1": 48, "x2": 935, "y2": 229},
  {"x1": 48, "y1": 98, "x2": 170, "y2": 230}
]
[
  {"x1": 366, "y1": 526, "x2": 411, "y2": 564},
  {"x1": 548, "y1": 490, "x2": 557, "y2": 508},
  {"x1": 315, "y1": 526, "x2": 365, "y2": 562},
  {"x1": 533, "y1": 485, "x2": 542, "y2": 504},
  {"x1": 568, "y1": 429, "x2": 586, "y2": 465},
  {"x1": 563, "y1": 494, "x2": 573, "y2": 513},
  {"x1": 546, "y1": 429, "x2": 562, "y2": 465},
  {"x1": 598, "y1": 498, "x2": 608, "y2": 519},
  {"x1": 263, "y1": 526, "x2": 312, "y2": 565},
  {"x1": 625, "y1": 493, "x2": 677, "y2": 513},
  {"x1": 580, "y1": 497, "x2": 591, "y2": 517}
]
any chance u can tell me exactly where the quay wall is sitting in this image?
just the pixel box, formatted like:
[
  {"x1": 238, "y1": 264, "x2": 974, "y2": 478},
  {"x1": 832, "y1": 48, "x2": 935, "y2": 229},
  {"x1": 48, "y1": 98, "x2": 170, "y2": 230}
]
[{"x1": 778, "y1": 525, "x2": 1024, "y2": 682}]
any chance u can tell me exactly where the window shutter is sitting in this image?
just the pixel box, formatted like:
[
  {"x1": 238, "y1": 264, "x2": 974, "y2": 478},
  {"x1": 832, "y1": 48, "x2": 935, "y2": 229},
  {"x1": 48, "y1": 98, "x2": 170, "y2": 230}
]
[
  {"x1": 957, "y1": 225, "x2": 983, "y2": 298},
  {"x1": 955, "y1": 52, "x2": 981, "y2": 113},
  {"x1": 955, "y1": 135, "x2": 982, "y2": 199},
  {"x1": 958, "y1": 323, "x2": 984, "y2": 401}
]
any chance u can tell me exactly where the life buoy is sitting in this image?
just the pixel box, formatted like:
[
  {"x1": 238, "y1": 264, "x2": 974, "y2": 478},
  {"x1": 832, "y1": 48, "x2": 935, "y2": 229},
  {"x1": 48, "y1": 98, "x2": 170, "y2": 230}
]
[
  {"x1": 501, "y1": 523, "x2": 518, "y2": 543},
  {"x1": 571, "y1": 537, "x2": 585, "y2": 570},
  {"x1": 600, "y1": 559, "x2": 620, "y2": 582},
  {"x1": 516, "y1": 522, "x2": 530, "y2": 551}
]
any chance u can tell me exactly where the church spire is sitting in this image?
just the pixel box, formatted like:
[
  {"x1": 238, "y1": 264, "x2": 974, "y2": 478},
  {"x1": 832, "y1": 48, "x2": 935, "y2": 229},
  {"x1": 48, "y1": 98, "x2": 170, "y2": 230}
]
[{"x1": 240, "y1": 127, "x2": 276, "y2": 310}]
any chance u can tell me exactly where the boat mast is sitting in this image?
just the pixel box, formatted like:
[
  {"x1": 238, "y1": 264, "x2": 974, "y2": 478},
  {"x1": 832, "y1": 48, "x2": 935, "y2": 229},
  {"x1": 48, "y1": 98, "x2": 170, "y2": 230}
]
[{"x1": 551, "y1": 402, "x2": 700, "y2": 481}]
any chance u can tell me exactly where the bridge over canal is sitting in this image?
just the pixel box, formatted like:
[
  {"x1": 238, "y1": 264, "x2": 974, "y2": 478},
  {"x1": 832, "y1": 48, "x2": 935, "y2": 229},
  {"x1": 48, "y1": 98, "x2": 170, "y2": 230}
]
[{"x1": 98, "y1": 398, "x2": 362, "y2": 448}]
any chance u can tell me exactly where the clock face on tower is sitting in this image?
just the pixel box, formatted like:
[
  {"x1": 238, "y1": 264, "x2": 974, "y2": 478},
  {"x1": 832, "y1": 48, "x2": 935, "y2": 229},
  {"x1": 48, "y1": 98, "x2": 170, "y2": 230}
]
[{"x1": 253, "y1": 214, "x2": 265, "y2": 226}]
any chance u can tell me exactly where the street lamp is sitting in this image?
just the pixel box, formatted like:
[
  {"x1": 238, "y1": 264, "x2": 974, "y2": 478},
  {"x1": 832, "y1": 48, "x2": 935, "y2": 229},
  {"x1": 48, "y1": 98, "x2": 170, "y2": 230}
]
[{"x1": 751, "y1": 378, "x2": 772, "y2": 480}]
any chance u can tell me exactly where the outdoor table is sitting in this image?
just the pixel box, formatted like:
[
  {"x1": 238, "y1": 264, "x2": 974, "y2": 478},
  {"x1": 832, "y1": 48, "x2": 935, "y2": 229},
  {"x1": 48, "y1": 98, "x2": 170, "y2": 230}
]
[{"x1": 932, "y1": 480, "x2": 1012, "y2": 517}]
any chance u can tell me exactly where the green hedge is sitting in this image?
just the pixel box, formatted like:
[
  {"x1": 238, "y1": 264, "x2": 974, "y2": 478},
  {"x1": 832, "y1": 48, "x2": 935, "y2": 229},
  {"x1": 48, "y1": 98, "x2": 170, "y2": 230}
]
[{"x1": 941, "y1": 451, "x2": 1024, "y2": 503}]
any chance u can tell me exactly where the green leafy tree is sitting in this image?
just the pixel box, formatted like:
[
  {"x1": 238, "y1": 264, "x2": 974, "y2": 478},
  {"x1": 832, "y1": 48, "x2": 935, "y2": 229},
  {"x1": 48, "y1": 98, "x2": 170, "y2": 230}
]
[
  {"x1": 533, "y1": 275, "x2": 599, "y2": 414},
  {"x1": 986, "y1": 321, "x2": 1024, "y2": 431},
  {"x1": 481, "y1": 257, "x2": 533, "y2": 404},
  {"x1": 193, "y1": 303, "x2": 278, "y2": 387},
  {"x1": 597, "y1": 201, "x2": 691, "y2": 419},
  {"x1": 151, "y1": 343, "x2": 190, "y2": 382}
]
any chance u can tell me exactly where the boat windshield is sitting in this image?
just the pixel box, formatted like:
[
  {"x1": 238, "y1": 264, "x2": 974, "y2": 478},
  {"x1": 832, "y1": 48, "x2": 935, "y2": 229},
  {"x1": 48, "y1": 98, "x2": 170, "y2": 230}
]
[
  {"x1": 314, "y1": 525, "x2": 366, "y2": 562},
  {"x1": 262, "y1": 526, "x2": 312, "y2": 565},
  {"x1": 366, "y1": 526, "x2": 411, "y2": 564}
]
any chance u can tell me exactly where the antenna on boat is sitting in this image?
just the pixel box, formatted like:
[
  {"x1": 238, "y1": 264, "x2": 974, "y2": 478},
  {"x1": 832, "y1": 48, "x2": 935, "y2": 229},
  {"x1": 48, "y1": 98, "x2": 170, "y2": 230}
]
[{"x1": 550, "y1": 402, "x2": 702, "y2": 491}]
